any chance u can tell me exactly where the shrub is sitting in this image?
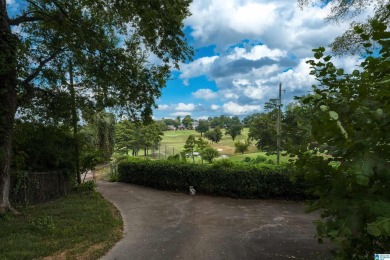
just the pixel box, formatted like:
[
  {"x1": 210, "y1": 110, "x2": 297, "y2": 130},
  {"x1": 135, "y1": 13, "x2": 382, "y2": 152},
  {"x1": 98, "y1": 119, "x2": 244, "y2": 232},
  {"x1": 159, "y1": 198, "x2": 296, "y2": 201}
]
[
  {"x1": 76, "y1": 180, "x2": 96, "y2": 192},
  {"x1": 117, "y1": 159, "x2": 306, "y2": 200},
  {"x1": 167, "y1": 154, "x2": 180, "y2": 161}
]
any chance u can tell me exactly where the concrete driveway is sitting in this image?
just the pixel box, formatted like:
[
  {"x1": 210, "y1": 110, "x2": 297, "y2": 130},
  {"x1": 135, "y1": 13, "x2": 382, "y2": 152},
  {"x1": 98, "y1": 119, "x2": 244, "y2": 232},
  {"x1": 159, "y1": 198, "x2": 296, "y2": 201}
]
[{"x1": 98, "y1": 181, "x2": 330, "y2": 260}]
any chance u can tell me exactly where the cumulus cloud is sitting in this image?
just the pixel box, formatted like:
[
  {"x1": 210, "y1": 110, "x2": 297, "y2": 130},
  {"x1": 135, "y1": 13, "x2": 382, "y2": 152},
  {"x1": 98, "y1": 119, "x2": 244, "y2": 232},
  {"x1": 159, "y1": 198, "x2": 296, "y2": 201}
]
[
  {"x1": 175, "y1": 103, "x2": 195, "y2": 111},
  {"x1": 157, "y1": 104, "x2": 169, "y2": 110},
  {"x1": 171, "y1": 111, "x2": 192, "y2": 117},
  {"x1": 185, "y1": 0, "x2": 351, "y2": 56},
  {"x1": 192, "y1": 88, "x2": 218, "y2": 100},
  {"x1": 211, "y1": 104, "x2": 220, "y2": 110},
  {"x1": 223, "y1": 101, "x2": 261, "y2": 115},
  {"x1": 179, "y1": 56, "x2": 218, "y2": 85},
  {"x1": 155, "y1": 0, "x2": 373, "y2": 119}
]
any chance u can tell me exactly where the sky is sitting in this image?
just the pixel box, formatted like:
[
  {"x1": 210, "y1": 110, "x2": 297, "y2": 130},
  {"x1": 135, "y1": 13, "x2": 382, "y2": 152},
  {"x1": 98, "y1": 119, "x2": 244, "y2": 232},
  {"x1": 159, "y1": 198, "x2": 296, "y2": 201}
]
[
  {"x1": 7, "y1": 0, "x2": 370, "y2": 120},
  {"x1": 152, "y1": 0, "x2": 368, "y2": 120}
]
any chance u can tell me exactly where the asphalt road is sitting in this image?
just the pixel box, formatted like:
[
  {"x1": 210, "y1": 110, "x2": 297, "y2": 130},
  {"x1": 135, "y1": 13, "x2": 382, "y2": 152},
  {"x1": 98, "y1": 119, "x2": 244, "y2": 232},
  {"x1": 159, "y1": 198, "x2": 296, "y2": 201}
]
[{"x1": 98, "y1": 181, "x2": 330, "y2": 260}]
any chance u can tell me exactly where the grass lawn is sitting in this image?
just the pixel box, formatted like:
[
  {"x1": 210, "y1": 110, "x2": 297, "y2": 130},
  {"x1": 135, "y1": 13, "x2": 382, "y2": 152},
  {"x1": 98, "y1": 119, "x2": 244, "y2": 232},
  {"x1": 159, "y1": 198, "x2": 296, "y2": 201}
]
[
  {"x1": 160, "y1": 128, "x2": 258, "y2": 155},
  {"x1": 121, "y1": 128, "x2": 288, "y2": 164},
  {"x1": 159, "y1": 128, "x2": 285, "y2": 162},
  {"x1": 0, "y1": 191, "x2": 122, "y2": 260}
]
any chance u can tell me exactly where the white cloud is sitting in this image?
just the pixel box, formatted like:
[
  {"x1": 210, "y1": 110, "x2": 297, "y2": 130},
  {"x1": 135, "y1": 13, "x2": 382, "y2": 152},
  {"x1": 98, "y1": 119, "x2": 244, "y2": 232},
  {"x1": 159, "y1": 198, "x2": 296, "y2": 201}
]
[
  {"x1": 229, "y1": 2, "x2": 278, "y2": 35},
  {"x1": 223, "y1": 101, "x2": 261, "y2": 115},
  {"x1": 157, "y1": 104, "x2": 169, "y2": 110},
  {"x1": 179, "y1": 56, "x2": 218, "y2": 83},
  {"x1": 192, "y1": 89, "x2": 218, "y2": 100},
  {"x1": 185, "y1": 0, "x2": 352, "y2": 56},
  {"x1": 170, "y1": 111, "x2": 192, "y2": 117},
  {"x1": 196, "y1": 116, "x2": 210, "y2": 120},
  {"x1": 175, "y1": 103, "x2": 195, "y2": 111},
  {"x1": 228, "y1": 45, "x2": 287, "y2": 61},
  {"x1": 211, "y1": 104, "x2": 220, "y2": 110}
]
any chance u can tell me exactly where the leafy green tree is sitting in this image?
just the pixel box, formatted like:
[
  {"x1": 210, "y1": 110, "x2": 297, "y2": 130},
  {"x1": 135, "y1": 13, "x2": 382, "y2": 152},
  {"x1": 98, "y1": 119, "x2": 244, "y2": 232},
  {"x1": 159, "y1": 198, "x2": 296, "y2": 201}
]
[
  {"x1": 290, "y1": 18, "x2": 390, "y2": 258},
  {"x1": 78, "y1": 112, "x2": 115, "y2": 181},
  {"x1": 182, "y1": 115, "x2": 193, "y2": 129},
  {"x1": 282, "y1": 102, "x2": 314, "y2": 150},
  {"x1": 234, "y1": 140, "x2": 250, "y2": 154},
  {"x1": 0, "y1": 0, "x2": 192, "y2": 212},
  {"x1": 195, "y1": 137, "x2": 209, "y2": 164},
  {"x1": 162, "y1": 118, "x2": 179, "y2": 129},
  {"x1": 242, "y1": 113, "x2": 261, "y2": 127},
  {"x1": 200, "y1": 147, "x2": 219, "y2": 164},
  {"x1": 12, "y1": 122, "x2": 75, "y2": 172},
  {"x1": 115, "y1": 120, "x2": 136, "y2": 155},
  {"x1": 88, "y1": 112, "x2": 116, "y2": 162},
  {"x1": 140, "y1": 123, "x2": 163, "y2": 156},
  {"x1": 209, "y1": 115, "x2": 232, "y2": 128},
  {"x1": 184, "y1": 135, "x2": 196, "y2": 163},
  {"x1": 204, "y1": 127, "x2": 223, "y2": 143},
  {"x1": 195, "y1": 119, "x2": 210, "y2": 137},
  {"x1": 248, "y1": 113, "x2": 277, "y2": 151},
  {"x1": 225, "y1": 123, "x2": 243, "y2": 141}
]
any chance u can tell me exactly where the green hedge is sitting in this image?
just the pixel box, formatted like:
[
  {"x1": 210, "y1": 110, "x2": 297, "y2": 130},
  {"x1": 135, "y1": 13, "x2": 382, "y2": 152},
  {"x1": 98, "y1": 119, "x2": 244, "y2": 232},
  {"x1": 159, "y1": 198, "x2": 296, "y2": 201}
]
[{"x1": 118, "y1": 159, "x2": 307, "y2": 200}]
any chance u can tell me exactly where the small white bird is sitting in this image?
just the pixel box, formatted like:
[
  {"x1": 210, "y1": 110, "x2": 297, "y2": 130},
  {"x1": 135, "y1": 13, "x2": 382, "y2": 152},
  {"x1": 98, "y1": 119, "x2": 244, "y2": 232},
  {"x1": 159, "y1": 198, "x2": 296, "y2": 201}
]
[{"x1": 189, "y1": 186, "x2": 196, "y2": 196}]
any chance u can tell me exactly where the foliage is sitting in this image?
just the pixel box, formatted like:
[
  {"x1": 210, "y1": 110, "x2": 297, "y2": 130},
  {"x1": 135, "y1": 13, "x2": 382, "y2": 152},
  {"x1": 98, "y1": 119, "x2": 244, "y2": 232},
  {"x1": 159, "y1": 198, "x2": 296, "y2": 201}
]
[
  {"x1": 183, "y1": 135, "x2": 196, "y2": 163},
  {"x1": 248, "y1": 113, "x2": 277, "y2": 151},
  {"x1": 225, "y1": 122, "x2": 243, "y2": 141},
  {"x1": 290, "y1": 18, "x2": 390, "y2": 258},
  {"x1": 0, "y1": 192, "x2": 122, "y2": 259},
  {"x1": 118, "y1": 159, "x2": 306, "y2": 199},
  {"x1": 242, "y1": 155, "x2": 276, "y2": 166},
  {"x1": 30, "y1": 216, "x2": 56, "y2": 234},
  {"x1": 204, "y1": 127, "x2": 223, "y2": 143},
  {"x1": 167, "y1": 154, "x2": 180, "y2": 161},
  {"x1": 199, "y1": 147, "x2": 219, "y2": 163},
  {"x1": 115, "y1": 121, "x2": 163, "y2": 156},
  {"x1": 12, "y1": 122, "x2": 75, "y2": 172},
  {"x1": 282, "y1": 102, "x2": 314, "y2": 150},
  {"x1": 182, "y1": 115, "x2": 193, "y2": 129},
  {"x1": 109, "y1": 163, "x2": 119, "y2": 182},
  {"x1": 1, "y1": 0, "x2": 193, "y2": 211},
  {"x1": 85, "y1": 112, "x2": 116, "y2": 162},
  {"x1": 195, "y1": 119, "x2": 210, "y2": 137},
  {"x1": 234, "y1": 140, "x2": 251, "y2": 154},
  {"x1": 76, "y1": 180, "x2": 96, "y2": 193}
]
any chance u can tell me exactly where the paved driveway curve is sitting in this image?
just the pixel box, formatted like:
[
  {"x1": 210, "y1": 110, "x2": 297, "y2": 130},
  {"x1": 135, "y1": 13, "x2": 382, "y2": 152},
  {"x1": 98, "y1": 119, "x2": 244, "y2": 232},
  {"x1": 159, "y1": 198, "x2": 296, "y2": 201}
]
[{"x1": 98, "y1": 181, "x2": 330, "y2": 260}]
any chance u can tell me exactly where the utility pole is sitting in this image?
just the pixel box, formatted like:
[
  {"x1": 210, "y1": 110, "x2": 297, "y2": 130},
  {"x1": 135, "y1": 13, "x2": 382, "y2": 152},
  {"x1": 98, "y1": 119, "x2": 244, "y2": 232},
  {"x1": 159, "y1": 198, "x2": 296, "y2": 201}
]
[{"x1": 277, "y1": 82, "x2": 282, "y2": 165}]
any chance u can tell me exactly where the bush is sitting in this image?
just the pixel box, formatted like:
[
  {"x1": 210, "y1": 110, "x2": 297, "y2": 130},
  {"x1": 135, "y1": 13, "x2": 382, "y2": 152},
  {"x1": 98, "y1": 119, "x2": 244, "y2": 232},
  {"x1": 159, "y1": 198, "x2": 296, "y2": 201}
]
[
  {"x1": 76, "y1": 180, "x2": 96, "y2": 192},
  {"x1": 167, "y1": 154, "x2": 180, "y2": 161},
  {"x1": 117, "y1": 159, "x2": 307, "y2": 200}
]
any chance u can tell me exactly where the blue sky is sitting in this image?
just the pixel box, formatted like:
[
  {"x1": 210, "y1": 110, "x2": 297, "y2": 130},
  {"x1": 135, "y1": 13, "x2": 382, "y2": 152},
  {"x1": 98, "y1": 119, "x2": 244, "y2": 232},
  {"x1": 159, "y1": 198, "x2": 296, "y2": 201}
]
[{"x1": 153, "y1": 0, "x2": 370, "y2": 120}]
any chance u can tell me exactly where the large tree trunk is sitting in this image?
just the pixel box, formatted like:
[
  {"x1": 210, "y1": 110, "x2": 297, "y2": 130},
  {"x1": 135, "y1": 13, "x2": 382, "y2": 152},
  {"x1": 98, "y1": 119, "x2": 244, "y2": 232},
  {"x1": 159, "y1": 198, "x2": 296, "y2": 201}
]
[{"x1": 0, "y1": 0, "x2": 18, "y2": 213}]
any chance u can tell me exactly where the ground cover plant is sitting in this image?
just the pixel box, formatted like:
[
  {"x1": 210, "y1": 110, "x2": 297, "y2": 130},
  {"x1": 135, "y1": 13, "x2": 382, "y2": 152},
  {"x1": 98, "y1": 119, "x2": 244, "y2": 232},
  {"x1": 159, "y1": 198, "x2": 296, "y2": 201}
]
[{"x1": 0, "y1": 191, "x2": 122, "y2": 259}]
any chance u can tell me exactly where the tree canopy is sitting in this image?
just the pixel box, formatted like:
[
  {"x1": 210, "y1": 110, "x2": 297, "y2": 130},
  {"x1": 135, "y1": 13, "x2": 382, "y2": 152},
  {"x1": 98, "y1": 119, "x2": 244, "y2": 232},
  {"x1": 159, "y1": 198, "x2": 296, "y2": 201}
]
[
  {"x1": 0, "y1": 0, "x2": 193, "y2": 212},
  {"x1": 290, "y1": 17, "x2": 390, "y2": 257}
]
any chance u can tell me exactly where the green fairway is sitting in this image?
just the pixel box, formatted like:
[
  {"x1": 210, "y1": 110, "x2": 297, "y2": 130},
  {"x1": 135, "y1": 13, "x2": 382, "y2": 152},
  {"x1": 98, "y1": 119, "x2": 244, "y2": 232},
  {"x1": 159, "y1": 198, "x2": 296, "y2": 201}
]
[{"x1": 155, "y1": 128, "x2": 285, "y2": 163}]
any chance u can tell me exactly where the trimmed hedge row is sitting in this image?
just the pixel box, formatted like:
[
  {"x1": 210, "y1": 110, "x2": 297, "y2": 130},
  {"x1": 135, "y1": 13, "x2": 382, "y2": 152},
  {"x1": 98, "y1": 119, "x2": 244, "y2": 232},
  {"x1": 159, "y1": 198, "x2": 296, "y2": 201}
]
[{"x1": 118, "y1": 159, "x2": 307, "y2": 200}]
